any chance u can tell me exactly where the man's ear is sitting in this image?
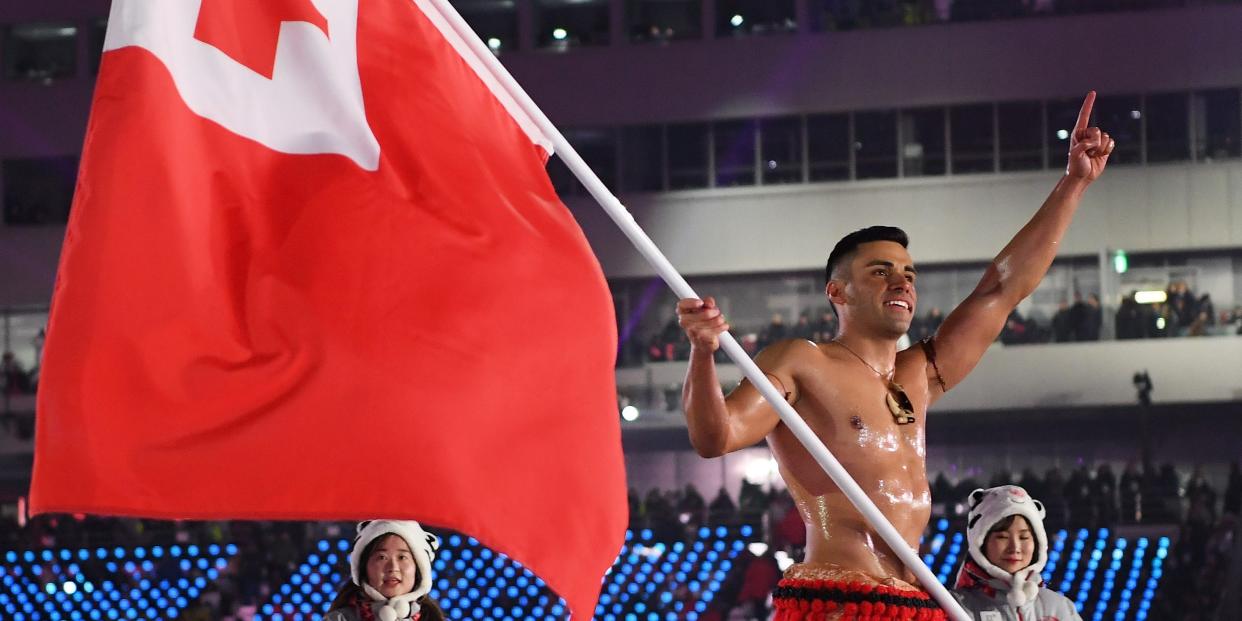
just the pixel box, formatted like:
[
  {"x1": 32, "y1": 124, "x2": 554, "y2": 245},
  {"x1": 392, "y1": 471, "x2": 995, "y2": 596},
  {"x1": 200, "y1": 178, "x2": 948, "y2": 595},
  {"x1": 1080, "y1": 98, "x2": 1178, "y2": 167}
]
[{"x1": 826, "y1": 279, "x2": 846, "y2": 308}]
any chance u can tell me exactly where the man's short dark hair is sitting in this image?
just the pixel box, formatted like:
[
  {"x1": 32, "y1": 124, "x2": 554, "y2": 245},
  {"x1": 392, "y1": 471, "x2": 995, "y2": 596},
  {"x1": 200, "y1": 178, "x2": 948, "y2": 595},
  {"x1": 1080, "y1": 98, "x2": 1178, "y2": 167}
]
[{"x1": 824, "y1": 225, "x2": 910, "y2": 284}]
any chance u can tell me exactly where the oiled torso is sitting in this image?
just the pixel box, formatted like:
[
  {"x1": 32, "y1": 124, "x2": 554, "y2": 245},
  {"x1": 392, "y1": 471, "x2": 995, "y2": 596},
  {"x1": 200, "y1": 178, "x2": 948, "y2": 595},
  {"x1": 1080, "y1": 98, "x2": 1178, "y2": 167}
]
[{"x1": 766, "y1": 340, "x2": 932, "y2": 585}]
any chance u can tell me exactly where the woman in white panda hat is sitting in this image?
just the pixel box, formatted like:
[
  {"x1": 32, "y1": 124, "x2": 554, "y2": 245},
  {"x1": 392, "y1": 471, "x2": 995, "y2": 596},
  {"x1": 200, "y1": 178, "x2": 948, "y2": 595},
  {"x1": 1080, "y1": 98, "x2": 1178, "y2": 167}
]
[
  {"x1": 323, "y1": 520, "x2": 446, "y2": 621},
  {"x1": 951, "y1": 485, "x2": 1082, "y2": 621}
]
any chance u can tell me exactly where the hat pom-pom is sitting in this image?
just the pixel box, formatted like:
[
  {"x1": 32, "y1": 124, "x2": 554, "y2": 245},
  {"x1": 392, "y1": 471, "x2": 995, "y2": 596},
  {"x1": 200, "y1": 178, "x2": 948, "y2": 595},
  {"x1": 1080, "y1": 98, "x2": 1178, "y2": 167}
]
[
  {"x1": 1005, "y1": 575, "x2": 1039, "y2": 607},
  {"x1": 378, "y1": 605, "x2": 398, "y2": 621},
  {"x1": 394, "y1": 599, "x2": 411, "y2": 619}
]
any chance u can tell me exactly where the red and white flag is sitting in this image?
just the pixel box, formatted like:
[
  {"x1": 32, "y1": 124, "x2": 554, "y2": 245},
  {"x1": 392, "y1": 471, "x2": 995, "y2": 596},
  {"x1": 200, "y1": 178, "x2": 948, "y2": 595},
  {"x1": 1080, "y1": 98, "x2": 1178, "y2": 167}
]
[{"x1": 30, "y1": 0, "x2": 626, "y2": 616}]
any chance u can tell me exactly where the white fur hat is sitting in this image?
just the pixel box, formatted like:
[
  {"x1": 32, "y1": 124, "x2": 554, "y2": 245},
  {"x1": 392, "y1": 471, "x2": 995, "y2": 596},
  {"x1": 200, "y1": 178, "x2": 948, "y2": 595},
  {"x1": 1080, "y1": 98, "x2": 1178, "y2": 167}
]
[
  {"x1": 961, "y1": 485, "x2": 1048, "y2": 607},
  {"x1": 349, "y1": 520, "x2": 440, "y2": 621}
]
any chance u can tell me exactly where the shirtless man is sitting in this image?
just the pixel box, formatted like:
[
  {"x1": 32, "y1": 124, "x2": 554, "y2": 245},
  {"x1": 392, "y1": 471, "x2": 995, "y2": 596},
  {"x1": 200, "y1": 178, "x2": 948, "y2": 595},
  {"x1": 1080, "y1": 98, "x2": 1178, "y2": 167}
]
[{"x1": 677, "y1": 92, "x2": 1113, "y2": 619}]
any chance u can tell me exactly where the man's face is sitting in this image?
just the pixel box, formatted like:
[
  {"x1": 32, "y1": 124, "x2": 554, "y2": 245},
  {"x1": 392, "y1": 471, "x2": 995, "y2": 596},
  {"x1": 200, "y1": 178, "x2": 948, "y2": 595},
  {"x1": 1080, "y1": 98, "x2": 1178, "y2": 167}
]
[{"x1": 828, "y1": 241, "x2": 917, "y2": 338}]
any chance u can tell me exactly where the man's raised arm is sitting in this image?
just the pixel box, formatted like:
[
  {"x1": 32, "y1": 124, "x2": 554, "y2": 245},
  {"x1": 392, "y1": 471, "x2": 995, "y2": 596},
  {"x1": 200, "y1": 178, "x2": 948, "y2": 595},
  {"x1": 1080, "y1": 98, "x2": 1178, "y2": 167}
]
[
  {"x1": 678, "y1": 297, "x2": 784, "y2": 457},
  {"x1": 926, "y1": 91, "x2": 1115, "y2": 398}
]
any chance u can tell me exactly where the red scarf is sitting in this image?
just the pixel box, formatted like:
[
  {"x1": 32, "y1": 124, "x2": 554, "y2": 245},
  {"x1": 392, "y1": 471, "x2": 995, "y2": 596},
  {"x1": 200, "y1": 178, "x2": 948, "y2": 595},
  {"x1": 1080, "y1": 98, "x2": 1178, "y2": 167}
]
[{"x1": 954, "y1": 557, "x2": 1001, "y2": 598}]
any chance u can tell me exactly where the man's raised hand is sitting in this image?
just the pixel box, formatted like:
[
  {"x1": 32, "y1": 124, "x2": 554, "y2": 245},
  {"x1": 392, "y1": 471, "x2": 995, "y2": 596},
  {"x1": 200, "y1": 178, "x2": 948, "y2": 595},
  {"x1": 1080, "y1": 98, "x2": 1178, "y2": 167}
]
[{"x1": 1067, "y1": 91, "x2": 1115, "y2": 182}]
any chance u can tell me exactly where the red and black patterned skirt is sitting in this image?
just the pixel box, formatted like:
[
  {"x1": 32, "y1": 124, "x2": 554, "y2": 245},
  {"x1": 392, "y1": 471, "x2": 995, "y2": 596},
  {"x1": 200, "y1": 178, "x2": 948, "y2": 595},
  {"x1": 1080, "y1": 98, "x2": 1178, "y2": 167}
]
[{"x1": 771, "y1": 578, "x2": 947, "y2": 621}]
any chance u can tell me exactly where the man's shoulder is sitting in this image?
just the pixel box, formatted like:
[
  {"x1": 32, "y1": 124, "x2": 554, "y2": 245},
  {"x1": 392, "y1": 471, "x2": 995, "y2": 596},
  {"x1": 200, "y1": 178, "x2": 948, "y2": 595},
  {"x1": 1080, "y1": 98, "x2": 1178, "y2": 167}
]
[{"x1": 756, "y1": 338, "x2": 823, "y2": 365}]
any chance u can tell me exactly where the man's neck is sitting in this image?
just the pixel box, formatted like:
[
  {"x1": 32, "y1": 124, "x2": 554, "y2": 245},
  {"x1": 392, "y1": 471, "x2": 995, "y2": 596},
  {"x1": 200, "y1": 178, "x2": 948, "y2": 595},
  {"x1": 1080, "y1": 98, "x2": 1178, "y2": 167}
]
[{"x1": 831, "y1": 329, "x2": 900, "y2": 372}]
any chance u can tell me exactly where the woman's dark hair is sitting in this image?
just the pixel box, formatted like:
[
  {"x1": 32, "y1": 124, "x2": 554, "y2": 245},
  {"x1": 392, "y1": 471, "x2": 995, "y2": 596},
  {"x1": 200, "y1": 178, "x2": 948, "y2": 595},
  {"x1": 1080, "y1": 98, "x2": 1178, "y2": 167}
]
[{"x1": 327, "y1": 533, "x2": 446, "y2": 620}]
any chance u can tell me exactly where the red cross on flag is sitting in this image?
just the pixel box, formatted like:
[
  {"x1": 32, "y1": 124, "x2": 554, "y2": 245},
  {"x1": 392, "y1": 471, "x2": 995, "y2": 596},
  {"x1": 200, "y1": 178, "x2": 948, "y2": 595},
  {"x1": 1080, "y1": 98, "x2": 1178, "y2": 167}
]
[{"x1": 30, "y1": 0, "x2": 626, "y2": 617}]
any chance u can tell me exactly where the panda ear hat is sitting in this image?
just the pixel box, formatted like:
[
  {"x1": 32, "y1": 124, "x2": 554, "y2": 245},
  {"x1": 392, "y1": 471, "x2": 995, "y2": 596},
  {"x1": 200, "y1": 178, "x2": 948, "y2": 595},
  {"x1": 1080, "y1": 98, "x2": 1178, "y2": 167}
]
[
  {"x1": 960, "y1": 485, "x2": 1048, "y2": 608},
  {"x1": 349, "y1": 520, "x2": 441, "y2": 621}
]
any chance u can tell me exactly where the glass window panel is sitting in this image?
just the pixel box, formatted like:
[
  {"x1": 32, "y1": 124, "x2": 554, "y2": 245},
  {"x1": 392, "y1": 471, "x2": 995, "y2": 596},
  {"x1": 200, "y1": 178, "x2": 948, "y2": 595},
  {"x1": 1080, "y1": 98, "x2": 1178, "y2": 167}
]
[
  {"x1": 807, "y1": 113, "x2": 850, "y2": 182},
  {"x1": 572, "y1": 128, "x2": 618, "y2": 192},
  {"x1": 950, "y1": 0, "x2": 1025, "y2": 22},
  {"x1": 546, "y1": 128, "x2": 616, "y2": 196},
  {"x1": 760, "y1": 116, "x2": 803, "y2": 185},
  {"x1": 998, "y1": 101, "x2": 1043, "y2": 171},
  {"x1": 453, "y1": 0, "x2": 519, "y2": 53},
  {"x1": 536, "y1": 0, "x2": 610, "y2": 49},
  {"x1": 854, "y1": 110, "x2": 897, "y2": 179},
  {"x1": 714, "y1": 120, "x2": 757, "y2": 187},
  {"x1": 4, "y1": 23, "x2": 78, "y2": 82},
  {"x1": 620, "y1": 125, "x2": 664, "y2": 193},
  {"x1": 2, "y1": 157, "x2": 79, "y2": 225},
  {"x1": 812, "y1": 1, "x2": 915, "y2": 31},
  {"x1": 546, "y1": 154, "x2": 577, "y2": 196},
  {"x1": 88, "y1": 18, "x2": 107, "y2": 75},
  {"x1": 717, "y1": 0, "x2": 797, "y2": 37},
  {"x1": 811, "y1": 0, "x2": 858, "y2": 31},
  {"x1": 1193, "y1": 89, "x2": 1241, "y2": 161},
  {"x1": 1091, "y1": 94, "x2": 1142, "y2": 165},
  {"x1": 1146, "y1": 92, "x2": 1190, "y2": 163},
  {"x1": 667, "y1": 123, "x2": 709, "y2": 190},
  {"x1": 1045, "y1": 97, "x2": 1081, "y2": 164},
  {"x1": 899, "y1": 107, "x2": 945, "y2": 177},
  {"x1": 627, "y1": 0, "x2": 701, "y2": 42},
  {"x1": 950, "y1": 104, "x2": 994, "y2": 174}
]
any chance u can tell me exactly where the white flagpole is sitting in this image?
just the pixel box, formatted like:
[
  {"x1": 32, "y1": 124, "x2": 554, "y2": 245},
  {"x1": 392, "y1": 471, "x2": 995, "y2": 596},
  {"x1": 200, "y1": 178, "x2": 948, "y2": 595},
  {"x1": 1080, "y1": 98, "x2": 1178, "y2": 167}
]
[{"x1": 421, "y1": 2, "x2": 970, "y2": 618}]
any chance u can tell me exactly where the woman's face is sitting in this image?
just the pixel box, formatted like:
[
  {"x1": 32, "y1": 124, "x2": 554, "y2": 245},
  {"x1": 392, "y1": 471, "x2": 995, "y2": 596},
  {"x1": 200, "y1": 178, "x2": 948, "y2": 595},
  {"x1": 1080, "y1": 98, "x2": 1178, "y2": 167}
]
[
  {"x1": 984, "y1": 516, "x2": 1035, "y2": 574},
  {"x1": 365, "y1": 534, "x2": 417, "y2": 599}
]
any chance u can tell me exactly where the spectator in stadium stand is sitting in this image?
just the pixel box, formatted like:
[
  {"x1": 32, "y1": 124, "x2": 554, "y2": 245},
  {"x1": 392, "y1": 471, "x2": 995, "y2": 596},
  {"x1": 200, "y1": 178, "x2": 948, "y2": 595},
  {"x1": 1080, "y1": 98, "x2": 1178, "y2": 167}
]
[
  {"x1": 1051, "y1": 300, "x2": 1073, "y2": 342},
  {"x1": 1185, "y1": 466, "x2": 1217, "y2": 520},
  {"x1": 1018, "y1": 467, "x2": 1046, "y2": 503},
  {"x1": 627, "y1": 488, "x2": 643, "y2": 527},
  {"x1": 952, "y1": 486, "x2": 1083, "y2": 621},
  {"x1": 1114, "y1": 292, "x2": 1147, "y2": 340},
  {"x1": 1071, "y1": 293, "x2": 1102, "y2": 341},
  {"x1": 323, "y1": 520, "x2": 445, "y2": 621},
  {"x1": 1187, "y1": 309, "x2": 1212, "y2": 337},
  {"x1": 1041, "y1": 467, "x2": 1069, "y2": 530},
  {"x1": 988, "y1": 469, "x2": 1012, "y2": 490},
  {"x1": 1167, "y1": 280, "x2": 1196, "y2": 314},
  {"x1": 931, "y1": 473, "x2": 955, "y2": 508},
  {"x1": 792, "y1": 313, "x2": 815, "y2": 341},
  {"x1": 812, "y1": 310, "x2": 838, "y2": 342},
  {"x1": 738, "y1": 480, "x2": 769, "y2": 524},
  {"x1": 708, "y1": 487, "x2": 737, "y2": 525},
  {"x1": 1094, "y1": 463, "x2": 1118, "y2": 527},
  {"x1": 769, "y1": 491, "x2": 807, "y2": 551},
  {"x1": 1119, "y1": 462, "x2": 1142, "y2": 524},
  {"x1": 734, "y1": 549, "x2": 782, "y2": 618},
  {"x1": 1225, "y1": 461, "x2": 1242, "y2": 517},
  {"x1": 644, "y1": 488, "x2": 681, "y2": 539},
  {"x1": 758, "y1": 313, "x2": 787, "y2": 349},
  {"x1": 676, "y1": 483, "x2": 708, "y2": 527},
  {"x1": 1196, "y1": 294, "x2": 1215, "y2": 327},
  {"x1": 1168, "y1": 288, "x2": 1197, "y2": 335},
  {"x1": 1065, "y1": 465, "x2": 1096, "y2": 528},
  {"x1": 1, "y1": 351, "x2": 30, "y2": 396},
  {"x1": 999, "y1": 309, "x2": 1030, "y2": 345}
]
